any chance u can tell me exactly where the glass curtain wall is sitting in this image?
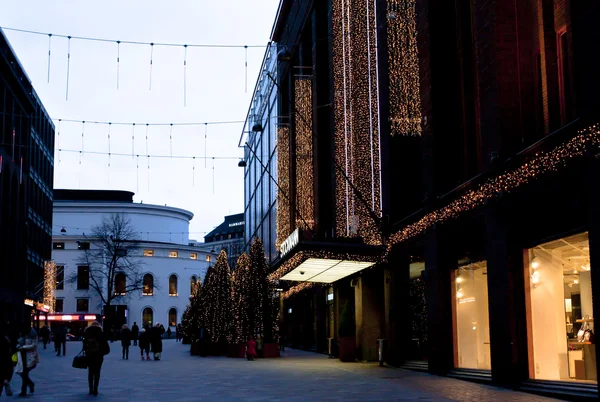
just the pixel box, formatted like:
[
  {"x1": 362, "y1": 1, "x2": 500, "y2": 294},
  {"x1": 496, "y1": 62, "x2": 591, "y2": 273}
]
[
  {"x1": 453, "y1": 261, "x2": 491, "y2": 370},
  {"x1": 408, "y1": 262, "x2": 427, "y2": 361},
  {"x1": 527, "y1": 232, "x2": 596, "y2": 383}
]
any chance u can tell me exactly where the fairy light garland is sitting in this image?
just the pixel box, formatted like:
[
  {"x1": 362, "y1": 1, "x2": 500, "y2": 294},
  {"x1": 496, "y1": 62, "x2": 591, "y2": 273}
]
[
  {"x1": 387, "y1": 0, "x2": 421, "y2": 136},
  {"x1": 276, "y1": 126, "x2": 291, "y2": 248},
  {"x1": 388, "y1": 123, "x2": 600, "y2": 250},
  {"x1": 43, "y1": 260, "x2": 57, "y2": 313},
  {"x1": 333, "y1": 0, "x2": 382, "y2": 246},
  {"x1": 295, "y1": 77, "x2": 315, "y2": 230}
]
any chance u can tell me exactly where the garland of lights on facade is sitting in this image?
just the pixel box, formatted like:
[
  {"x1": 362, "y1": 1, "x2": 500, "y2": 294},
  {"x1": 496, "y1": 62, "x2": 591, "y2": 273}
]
[
  {"x1": 43, "y1": 261, "x2": 57, "y2": 313},
  {"x1": 276, "y1": 126, "x2": 291, "y2": 248},
  {"x1": 281, "y1": 124, "x2": 600, "y2": 300},
  {"x1": 294, "y1": 77, "x2": 315, "y2": 231},
  {"x1": 387, "y1": 0, "x2": 422, "y2": 136},
  {"x1": 333, "y1": 0, "x2": 383, "y2": 246},
  {"x1": 387, "y1": 123, "x2": 600, "y2": 249}
]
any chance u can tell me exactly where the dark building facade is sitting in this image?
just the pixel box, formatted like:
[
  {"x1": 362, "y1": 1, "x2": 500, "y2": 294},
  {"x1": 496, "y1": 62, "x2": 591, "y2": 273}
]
[
  {"x1": 243, "y1": 0, "x2": 600, "y2": 399},
  {"x1": 0, "y1": 29, "x2": 55, "y2": 327},
  {"x1": 204, "y1": 213, "x2": 245, "y2": 269}
]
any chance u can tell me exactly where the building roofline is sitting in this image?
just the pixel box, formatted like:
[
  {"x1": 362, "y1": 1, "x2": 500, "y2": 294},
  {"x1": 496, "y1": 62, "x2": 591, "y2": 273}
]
[{"x1": 53, "y1": 201, "x2": 194, "y2": 221}]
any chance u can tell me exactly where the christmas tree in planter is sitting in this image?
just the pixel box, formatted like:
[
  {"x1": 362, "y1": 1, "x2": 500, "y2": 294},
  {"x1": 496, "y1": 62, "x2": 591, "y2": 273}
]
[
  {"x1": 202, "y1": 249, "x2": 232, "y2": 354},
  {"x1": 249, "y1": 237, "x2": 280, "y2": 357},
  {"x1": 230, "y1": 253, "x2": 251, "y2": 357},
  {"x1": 181, "y1": 279, "x2": 204, "y2": 351}
]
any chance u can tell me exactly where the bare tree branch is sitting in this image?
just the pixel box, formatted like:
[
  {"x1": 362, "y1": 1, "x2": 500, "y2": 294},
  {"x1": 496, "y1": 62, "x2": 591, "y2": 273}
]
[{"x1": 73, "y1": 213, "x2": 148, "y2": 307}]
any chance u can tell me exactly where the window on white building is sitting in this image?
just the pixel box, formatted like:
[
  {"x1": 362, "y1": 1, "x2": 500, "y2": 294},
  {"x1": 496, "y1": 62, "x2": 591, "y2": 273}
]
[
  {"x1": 76, "y1": 299, "x2": 89, "y2": 312},
  {"x1": 52, "y1": 242, "x2": 64, "y2": 250},
  {"x1": 169, "y1": 251, "x2": 178, "y2": 258},
  {"x1": 206, "y1": 255, "x2": 211, "y2": 262},
  {"x1": 142, "y1": 307, "x2": 153, "y2": 327},
  {"x1": 54, "y1": 299, "x2": 64, "y2": 313},
  {"x1": 190, "y1": 253, "x2": 198, "y2": 260},
  {"x1": 144, "y1": 250, "x2": 154, "y2": 257},
  {"x1": 114, "y1": 273, "x2": 126, "y2": 295},
  {"x1": 169, "y1": 275, "x2": 178, "y2": 296},
  {"x1": 56, "y1": 266, "x2": 64, "y2": 290},
  {"x1": 190, "y1": 276, "x2": 198, "y2": 295},
  {"x1": 77, "y1": 266, "x2": 90, "y2": 290},
  {"x1": 169, "y1": 308, "x2": 177, "y2": 326},
  {"x1": 143, "y1": 274, "x2": 154, "y2": 296},
  {"x1": 77, "y1": 241, "x2": 90, "y2": 250}
]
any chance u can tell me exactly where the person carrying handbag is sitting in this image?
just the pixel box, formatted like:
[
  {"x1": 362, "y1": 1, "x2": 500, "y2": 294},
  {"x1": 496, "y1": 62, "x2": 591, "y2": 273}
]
[
  {"x1": 83, "y1": 321, "x2": 109, "y2": 396},
  {"x1": 15, "y1": 326, "x2": 39, "y2": 397}
]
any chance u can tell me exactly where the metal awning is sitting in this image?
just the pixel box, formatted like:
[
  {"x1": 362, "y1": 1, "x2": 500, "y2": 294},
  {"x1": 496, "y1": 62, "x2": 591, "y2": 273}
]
[{"x1": 280, "y1": 258, "x2": 376, "y2": 283}]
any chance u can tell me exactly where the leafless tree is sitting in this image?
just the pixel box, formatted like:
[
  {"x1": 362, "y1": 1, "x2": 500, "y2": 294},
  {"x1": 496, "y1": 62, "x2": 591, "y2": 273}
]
[{"x1": 69, "y1": 213, "x2": 146, "y2": 307}]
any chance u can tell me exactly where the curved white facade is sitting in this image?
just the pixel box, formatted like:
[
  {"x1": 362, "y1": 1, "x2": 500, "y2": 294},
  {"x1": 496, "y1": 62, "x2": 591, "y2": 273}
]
[{"x1": 51, "y1": 197, "x2": 216, "y2": 333}]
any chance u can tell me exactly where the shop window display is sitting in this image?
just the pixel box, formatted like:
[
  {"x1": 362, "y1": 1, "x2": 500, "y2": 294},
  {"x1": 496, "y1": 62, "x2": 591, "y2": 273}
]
[
  {"x1": 408, "y1": 262, "x2": 427, "y2": 361},
  {"x1": 453, "y1": 261, "x2": 491, "y2": 370},
  {"x1": 527, "y1": 232, "x2": 596, "y2": 383}
]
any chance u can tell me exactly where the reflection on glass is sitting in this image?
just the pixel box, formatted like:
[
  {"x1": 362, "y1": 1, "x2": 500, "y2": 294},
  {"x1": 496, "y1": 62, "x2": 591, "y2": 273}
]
[
  {"x1": 454, "y1": 261, "x2": 491, "y2": 370},
  {"x1": 528, "y1": 232, "x2": 596, "y2": 383}
]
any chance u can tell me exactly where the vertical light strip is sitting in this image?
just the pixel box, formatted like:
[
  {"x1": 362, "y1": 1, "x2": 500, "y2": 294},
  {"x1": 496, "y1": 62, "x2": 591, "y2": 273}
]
[
  {"x1": 340, "y1": 0, "x2": 351, "y2": 235},
  {"x1": 346, "y1": 0, "x2": 356, "y2": 221},
  {"x1": 294, "y1": 77, "x2": 315, "y2": 230},
  {"x1": 366, "y1": 0, "x2": 376, "y2": 210},
  {"x1": 387, "y1": 0, "x2": 422, "y2": 136},
  {"x1": 374, "y1": 0, "x2": 383, "y2": 214},
  {"x1": 276, "y1": 126, "x2": 291, "y2": 247}
]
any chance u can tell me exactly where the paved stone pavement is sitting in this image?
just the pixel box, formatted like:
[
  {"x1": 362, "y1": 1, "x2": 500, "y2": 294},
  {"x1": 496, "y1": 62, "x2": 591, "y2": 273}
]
[{"x1": 2, "y1": 340, "x2": 560, "y2": 401}]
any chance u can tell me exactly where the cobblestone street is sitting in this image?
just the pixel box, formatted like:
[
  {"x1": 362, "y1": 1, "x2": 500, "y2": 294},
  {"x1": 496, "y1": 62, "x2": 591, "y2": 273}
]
[{"x1": 1, "y1": 340, "x2": 561, "y2": 401}]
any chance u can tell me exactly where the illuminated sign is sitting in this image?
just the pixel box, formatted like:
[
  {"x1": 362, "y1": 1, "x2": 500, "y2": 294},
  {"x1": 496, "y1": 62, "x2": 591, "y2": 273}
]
[
  {"x1": 34, "y1": 314, "x2": 97, "y2": 321},
  {"x1": 24, "y1": 299, "x2": 34, "y2": 307},
  {"x1": 280, "y1": 228, "x2": 300, "y2": 258},
  {"x1": 228, "y1": 222, "x2": 244, "y2": 227}
]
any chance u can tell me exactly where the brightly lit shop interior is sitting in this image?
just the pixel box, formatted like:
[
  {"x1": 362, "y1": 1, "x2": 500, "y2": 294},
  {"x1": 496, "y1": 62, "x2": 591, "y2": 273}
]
[
  {"x1": 453, "y1": 260, "x2": 491, "y2": 370},
  {"x1": 528, "y1": 232, "x2": 596, "y2": 383}
]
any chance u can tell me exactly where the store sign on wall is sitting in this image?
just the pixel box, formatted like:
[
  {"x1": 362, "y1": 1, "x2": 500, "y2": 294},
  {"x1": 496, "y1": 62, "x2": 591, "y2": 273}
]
[{"x1": 280, "y1": 228, "x2": 300, "y2": 258}]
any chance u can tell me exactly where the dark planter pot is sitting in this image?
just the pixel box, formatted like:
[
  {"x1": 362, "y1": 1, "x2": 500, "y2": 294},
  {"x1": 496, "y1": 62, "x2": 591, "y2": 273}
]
[
  {"x1": 228, "y1": 343, "x2": 246, "y2": 358},
  {"x1": 338, "y1": 337, "x2": 356, "y2": 362},
  {"x1": 262, "y1": 342, "x2": 280, "y2": 358}
]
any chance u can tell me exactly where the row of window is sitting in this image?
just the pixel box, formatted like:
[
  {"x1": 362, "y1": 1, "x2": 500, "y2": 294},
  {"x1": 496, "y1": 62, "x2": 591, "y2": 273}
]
[
  {"x1": 56, "y1": 266, "x2": 200, "y2": 297},
  {"x1": 53, "y1": 242, "x2": 211, "y2": 261},
  {"x1": 143, "y1": 249, "x2": 210, "y2": 261}
]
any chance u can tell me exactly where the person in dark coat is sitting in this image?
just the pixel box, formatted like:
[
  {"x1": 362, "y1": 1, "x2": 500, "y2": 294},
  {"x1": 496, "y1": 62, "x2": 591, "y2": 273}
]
[
  {"x1": 39, "y1": 326, "x2": 50, "y2": 350},
  {"x1": 0, "y1": 329, "x2": 14, "y2": 397},
  {"x1": 120, "y1": 325, "x2": 131, "y2": 360},
  {"x1": 54, "y1": 325, "x2": 67, "y2": 356},
  {"x1": 138, "y1": 328, "x2": 150, "y2": 360},
  {"x1": 246, "y1": 337, "x2": 257, "y2": 361},
  {"x1": 131, "y1": 322, "x2": 139, "y2": 346},
  {"x1": 151, "y1": 323, "x2": 163, "y2": 360},
  {"x1": 83, "y1": 321, "x2": 109, "y2": 396}
]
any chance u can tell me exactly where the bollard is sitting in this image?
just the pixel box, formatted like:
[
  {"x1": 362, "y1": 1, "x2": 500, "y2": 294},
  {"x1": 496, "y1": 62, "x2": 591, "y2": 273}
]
[
  {"x1": 327, "y1": 338, "x2": 335, "y2": 358},
  {"x1": 377, "y1": 339, "x2": 386, "y2": 367}
]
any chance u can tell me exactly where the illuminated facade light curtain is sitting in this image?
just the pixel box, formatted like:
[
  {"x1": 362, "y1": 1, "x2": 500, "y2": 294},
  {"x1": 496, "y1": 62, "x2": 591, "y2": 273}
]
[
  {"x1": 387, "y1": 0, "x2": 422, "y2": 136},
  {"x1": 276, "y1": 126, "x2": 291, "y2": 248},
  {"x1": 43, "y1": 261, "x2": 57, "y2": 313},
  {"x1": 294, "y1": 76, "x2": 315, "y2": 231},
  {"x1": 333, "y1": 0, "x2": 382, "y2": 245}
]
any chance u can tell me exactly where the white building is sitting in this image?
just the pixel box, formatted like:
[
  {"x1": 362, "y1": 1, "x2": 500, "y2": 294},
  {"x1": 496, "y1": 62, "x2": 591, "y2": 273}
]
[{"x1": 49, "y1": 189, "x2": 216, "y2": 335}]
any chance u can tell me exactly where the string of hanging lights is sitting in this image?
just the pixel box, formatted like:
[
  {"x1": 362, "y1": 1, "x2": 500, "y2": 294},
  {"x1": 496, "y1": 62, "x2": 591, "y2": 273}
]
[{"x1": 1, "y1": 26, "x2": 266, "y2": 100}]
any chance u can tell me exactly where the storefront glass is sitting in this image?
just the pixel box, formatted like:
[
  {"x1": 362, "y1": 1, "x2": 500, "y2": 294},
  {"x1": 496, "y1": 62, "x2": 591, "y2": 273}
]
[
  {"x1": 453, "y1": 261, "x2": 491, "y2": 370},
  {"x1": 527, "y1": 232, "x2": 596, "y2": 383},
  {"x1": 408, "y1": 262, "x2": 427, "y2": 361}
]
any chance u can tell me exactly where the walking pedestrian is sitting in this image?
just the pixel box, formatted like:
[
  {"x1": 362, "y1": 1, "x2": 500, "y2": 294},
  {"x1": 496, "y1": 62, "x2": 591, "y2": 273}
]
[
  {"x1": 39, "y1": 325, "x2": 50, "y2": 350},
  {"x1": 138, "y1": 328, "x2": 150, "y2": 360},
  {"x1": 0, "y1": 329, "x2": 14, "y2": 397},
  {"x1": 131, "y1": 322, "x2": 139, "y2": 346},
  {"x1": 120, "y1": 325, "x2": 131, "y2": 360},
  {"x1": 175, "y1": 324, "x2": 182, "y2": 342},
  {"x1": 83, "y1": 321, "x2": 109, "y2": 396},
  {"x1": 151, "y1": 323, "x2": 163, "y2": 360},
  {"x1": 54, "y1": 325, "x2": 67, "y2": 356},
  {"x1": 15, "y1": 325, "x2": 39, "y2": 397},
  {"x1": 246, "y1": 337, "x2": 257, "y2": 361},
  {"x1": 166, "y1": 327, "x2": 172, "y2": 340}
]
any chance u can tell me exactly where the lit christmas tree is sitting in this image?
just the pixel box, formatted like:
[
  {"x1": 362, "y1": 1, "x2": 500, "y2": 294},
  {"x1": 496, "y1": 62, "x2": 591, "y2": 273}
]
[
  {"x1": 181, "y1": 278, "x2": 203, "y2": 343},
  {"x1": 202, "y1": 250, "x2": 232, "y2": 343},
  {"x1": 249, "y1": 237, "x2": 278, "y2": 342},
  {"x1": 231, "y1": 253, "x2": 251, "y2": 344}
]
